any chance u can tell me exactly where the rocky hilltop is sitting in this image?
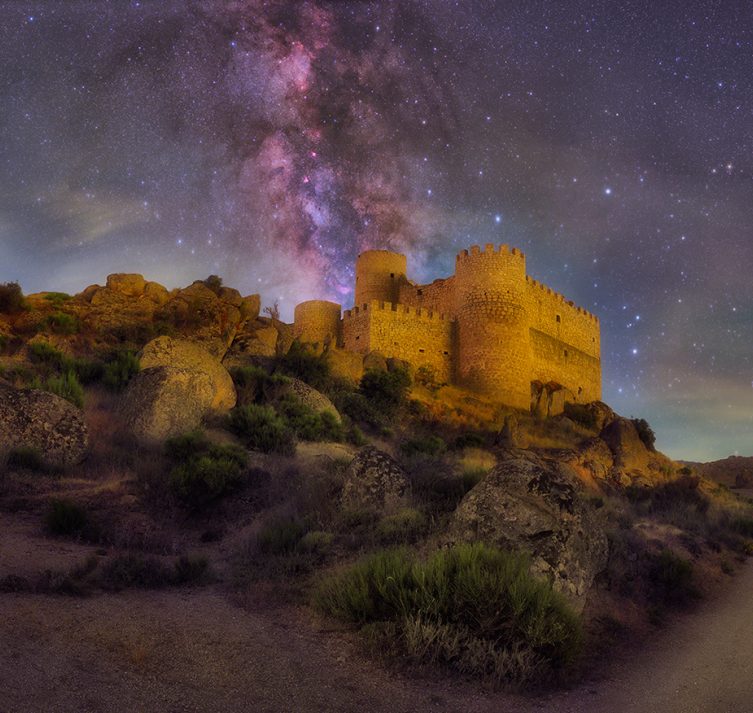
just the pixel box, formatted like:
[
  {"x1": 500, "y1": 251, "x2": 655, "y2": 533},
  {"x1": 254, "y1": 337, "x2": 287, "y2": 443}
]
[{"x1": 1, "y1": 273, "x2": 752, "y2": 692}]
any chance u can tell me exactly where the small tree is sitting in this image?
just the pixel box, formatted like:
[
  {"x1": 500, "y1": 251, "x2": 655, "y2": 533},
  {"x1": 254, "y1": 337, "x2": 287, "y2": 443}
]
[
  {"x1": 203, "y1": 275, "x2": 223, "y2": 295},
  {"x1": 0, "y1": 282, "x2": 25, "y2": 314}
]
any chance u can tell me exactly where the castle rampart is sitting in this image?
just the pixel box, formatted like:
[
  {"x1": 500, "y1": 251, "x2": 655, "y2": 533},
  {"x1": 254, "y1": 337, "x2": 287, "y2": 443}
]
[{"x1": 293, "y1": 245, "x2": 601, "y2": 411}]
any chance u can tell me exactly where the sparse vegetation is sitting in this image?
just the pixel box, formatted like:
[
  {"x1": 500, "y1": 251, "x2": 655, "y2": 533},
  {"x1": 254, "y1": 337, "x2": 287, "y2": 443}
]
[
  {"x1": 632, "y1": 417, "x2": 657, "y2": 451},
  {"x1": 226, "y1": 404, "x2": 296, "y2": 455},
  {"x1": 0, "y1": 281, "x2": 25, "y2": 313},
  {"x1": 165, "y1": 432, "x2": 248, "y2": 508},
  {"x1": 6, "y1": 446, "x2": 47, "y2": 472},
  {"x1": 277, "y1": 340, "x2": 331, "y2": 390},
  {"x1": 202, "y1": 274, "x2": 223, "y2": 295},
  {"x1": 44, "y1": 369, "x2": 84, "y2": 407},
  {"x1": 359, "y1": 367, "x2": 411, "y2": 415},
  {"x1": 45, "y1": 499, "x2": 89, "y2": 537},
  {"x1": 276, "y1": 396, "x2": 344, "y2": 442},
  {"x1": 44, "y1": 311, "x2": 79, "y2": 335},
  {"x1": 230, "y1": 365, "x2": 290, "y2": 405},
  {"x1": 101, "y1": 554, "x2": 209, "y2": 590},
  {"x1": 314, "y1": 543, "x2": 583, "y2": 686},
  {"x1": 102, "y1": 349, "x2": 140, "y2": 391}
]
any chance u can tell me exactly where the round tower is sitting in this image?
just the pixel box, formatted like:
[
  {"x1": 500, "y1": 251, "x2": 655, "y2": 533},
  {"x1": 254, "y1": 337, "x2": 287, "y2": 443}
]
[
  {"x1": 293, "y1": 300, "x2": 342, "y2": 346},
  {"x1": 354, "y1": 250, "x2": 407, "y2": 306},
  {"x1": 454, "y1": 244, "x2": 532, "y2": 409}
]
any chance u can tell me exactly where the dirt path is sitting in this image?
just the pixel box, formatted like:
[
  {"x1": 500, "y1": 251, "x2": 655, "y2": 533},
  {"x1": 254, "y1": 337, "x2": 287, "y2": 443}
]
[{"x1": 2, "y1": 564, "x2": 753, "y2": 713}]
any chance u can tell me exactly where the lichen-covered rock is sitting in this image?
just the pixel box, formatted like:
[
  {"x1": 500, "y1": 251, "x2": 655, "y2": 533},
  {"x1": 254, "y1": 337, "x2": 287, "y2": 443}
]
[
  {"x1": 139, "y1": 336, "x2": 236, "y2": 411},
  {"x1": 239, "y1": 294, "x2": 261, "y2": 321},
  {"x1": 599, "y1": 418, "x2": 652, "y2": 475},
  {"x1": 144, "y1": 281, "x2": 170, "y2": 305},
  {"x1": 562, "y1": 437, "x2": 621, "y2": 488},
  {"x1": 106, "y1": 273, "x2": 147, "y2": 297},
  {"x1": 446, "y1": 452, "x2": 608, "y2": 608},
  {"x1": 341, "y1": 446, "x2": 410, "y2": 514},
  {"x1": 285, "y1": 378, "x2": 341, "y2": 423},
  {"x1": 0, "y1": 383, "x2": 88, "y2": 466},
  {"x1": 119, "y1": 366, "x2": 215, "y2": 442}
]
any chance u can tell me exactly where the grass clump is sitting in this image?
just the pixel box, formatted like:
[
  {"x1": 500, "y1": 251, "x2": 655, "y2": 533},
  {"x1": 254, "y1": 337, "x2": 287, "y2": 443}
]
[
  {"x1": 400, "y1": 434, "x2": 447, "y2": 459},
  {"x1": 6, "y1": 446, "x2": 47, "y2": 472},
  {"x1": 44, "y1": 370, "x2": 84, "y2": 407},
  {"x1": 226, "y1": 404, "x2": 296, "y2": 455},
  {"x1": 648, "y1": 549, "x2": 698, "y2": 613},
  {"x1": 314, "y1": 543, "x2": 582, "y2": 687},
  {"x1": 376, "y1": 508, "x2": 427, "y2": 544},
  {"x1": 44, "y1": 311, "x2": 79, "y2": 335},
  {"x1": 44, "y1": 499, "x2": 89, "y2": 537},
  {"x1": 277, "y1": 341, "x2": 331, "y2": 390},
  {"x1": 101, "y1": 554, "x2": 208, "y2": 590},
  {"x1": 257, "y1": 516, "x2": 307, "y2": 555},
  {"x1": 166, "y1": 432, "x2": 248, "y2": 508},
  {"x1": 230, "y1": 365, "x2": 289, "y2": 405}
]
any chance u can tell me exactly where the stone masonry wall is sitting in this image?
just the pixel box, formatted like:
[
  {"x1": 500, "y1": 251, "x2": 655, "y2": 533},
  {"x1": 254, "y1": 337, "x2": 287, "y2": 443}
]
[
  {"x1": 343, "y1": 301, "x2": 454, "y2": 383},
  {"x1": 529, "y1": 329, "x2": 601, "y2": 402},
  {"x1": 293, "y1": 300, "x2": 342, "y2": 346},
  {"x1": 398, "y1": 276, "x2": 456, "y2": 316}
]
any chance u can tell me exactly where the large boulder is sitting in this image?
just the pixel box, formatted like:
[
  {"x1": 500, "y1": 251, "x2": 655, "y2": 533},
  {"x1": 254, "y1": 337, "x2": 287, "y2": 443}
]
[
  {"x1": 531, "y1": 381, "x2": 576, "y2": 419},
  {"x1": 106, "y1": 273, "x2": 147, "y2": 297},
  {"x1": 599, "y1": 418, "x2": 652, "y2": 475},
  {"x1": 119, "y1": 366, "x2": 215, "y2": 442},
  {"x1": 446, "y1": 452, "x2": 608, "y2": 608},
  {"x1": 341, "y1": 446, "x2": 410, "y2": 515},
  {"x1": 139, "y1": 336, "x2": 236, "y2": 411},
  {"x1": 0, "y1": 383, "x2": 88, "y2": 466},
  {"x1": 285, "y1": 378, "x2": 341, "y2": 423}
]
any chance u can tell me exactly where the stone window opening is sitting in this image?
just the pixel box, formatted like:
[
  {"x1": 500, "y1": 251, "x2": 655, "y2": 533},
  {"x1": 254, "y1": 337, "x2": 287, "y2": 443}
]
[
  {"x1": 355, "y1": 335, "x2": 360, "y2": 341},
  {"x1": 418, "y1": 348, "x2": 425, "y2": 353},
  {"x1": 390, "y1": 273, "x2": 395, "y2": 278},
  {"x1": 564, "y1": 349, "x2": 569, "y2": 358},
  {"x1": 556, "y1": 314, "x2": 561, "y2": 323},
  {"x1": 417, "y1": 289, "x2": 423, "y2": 296},
  {"x1": 443, "y1": 351, "x2": 449, "y2": 355},
  {"x1": 578, "y1": 386, "x2": 583, "y2": 396}
]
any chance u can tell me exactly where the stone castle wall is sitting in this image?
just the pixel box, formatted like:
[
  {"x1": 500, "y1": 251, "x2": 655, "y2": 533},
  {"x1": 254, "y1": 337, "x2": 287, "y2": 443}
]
[
  {"x1": 293, "y1": 300, "x2": 342, "y2": 346},
  {"x1": 294, "y1": 243, "x2": 602, "y2": 409},
  {"x1": 343, "y1": 301, "x2": 454, "y2": 383}
]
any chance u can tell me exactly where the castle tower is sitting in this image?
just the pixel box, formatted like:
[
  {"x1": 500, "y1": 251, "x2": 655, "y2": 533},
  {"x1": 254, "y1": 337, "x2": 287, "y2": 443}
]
[
  {"x1": 354, "y1": 250, "x2": 407, "y2": 306},
  {"x1": 293, "y1": 300, "x2": 342, "y2": 346},
  {"x1": 454, "y1": 244, "x2": 532, "y2": 409}
]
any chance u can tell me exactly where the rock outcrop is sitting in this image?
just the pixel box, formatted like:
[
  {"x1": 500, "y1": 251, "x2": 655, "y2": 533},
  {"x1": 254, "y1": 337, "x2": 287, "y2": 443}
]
[
  {"x1": 119, "y1": 366, "x2": 215, "y2": 442},
  {"x1": 446, "y1": 452, "x2": 608, "y2": 607},
  {"x1": 139, "y1": 336, "x2": 236, "y2": 411},
  {"x1": 531, "y1": 381, "x2": 576, "y2": 419},
  {"x1": 0, "y1": 383, "x2": 88, "y2": 466},
  {"x1": 340, "y1": 446, "x2": 410, "y2": 515},
  {"x1": 285, "y1": 378, "x2": 341, "y2": 423}
]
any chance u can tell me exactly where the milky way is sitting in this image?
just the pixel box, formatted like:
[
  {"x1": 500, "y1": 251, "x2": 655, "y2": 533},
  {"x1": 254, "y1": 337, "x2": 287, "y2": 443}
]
[{"x1": 1, "y1": 1, "x2": 752, "y2": 459}]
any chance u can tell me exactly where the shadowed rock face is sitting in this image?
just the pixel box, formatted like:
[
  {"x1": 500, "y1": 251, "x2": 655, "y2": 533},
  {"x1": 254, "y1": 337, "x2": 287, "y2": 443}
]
[
  {"x1": 284, "y1": 378, "x2": 341, "y2": 423},
  {"x1": 447, "y1": 452, "x2": 608, "y2": 608},
  {"x1": 139, "y1": 337, "x2": 236, "y2": 411},
  {"x1": 119, "y1": 366, "x2": 215, "y2": 442},
  {"x1": 0, "y1": 383, "x2": 88, "y2": 466},
  {"x1": 341, "y1": 446, "x2": 409, "y2": 515}
]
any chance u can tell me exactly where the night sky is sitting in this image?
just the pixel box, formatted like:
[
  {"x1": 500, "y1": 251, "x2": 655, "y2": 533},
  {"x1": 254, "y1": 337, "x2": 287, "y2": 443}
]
[{"x1": 1, "y1": 1, "x2": 751, "y2": 461}]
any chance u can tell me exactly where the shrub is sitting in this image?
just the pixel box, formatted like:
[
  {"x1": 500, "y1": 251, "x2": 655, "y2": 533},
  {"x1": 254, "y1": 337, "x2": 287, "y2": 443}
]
[
  {"x1": 400, "y1": 434, "x2": 447, "y2": 458},
  {"x1": 0, "y1": 282, "x2": 25, "y2": 313},
  {"x1": 165, "y1": 431, "x2": 210, "y2": 462},
  {"x1": 230, "y1": 365, "x2": 289, "y2": 405},
  {"x1": 168, "y1": 442, "x2": 248, "y2": 508},
  {"x1": 172, "y1": 555, "x2": 210, "y2": 584},
  {"x1": 415, "y1": 365, "x2": 443, "y2": 392},
  {"x1": 103, "y1": 350, "x2": 140, "y2": 391},
  {"x1": 337, "y1": 392, "x2": 385, "y2": 429},
  {"x1": 257, "y1": 516, "x2": 307, "y2": 555},
  {"x1": 376, "y1": 508, "x2": 427, "y2": 544},
  {"x1": 44, "y1": 311, "x2": 79, "y2": 335},
  {"x1": 43, "y1": 292, "x2": 71, "y2": 307},
  {"x1": 453, "y1": 432, "x2": 488, "y2": 450},
  {"x1": 6, "y1": 446, "x2": 46, "y2": 471},
  {"x1": 45, "y1": 370, "x2": 84, "y2": 407},
  {"x1": 277, "y1": 396, "x2": 344, "y2": 442},
  {"x1": 28, "y1": 341, "x2": 66, "y2": 368},
  {"x1": 202, "y1": 274, "x2": 223, "y2": 295},
  {"x1": 277, "y1": 341, "x2": 331, "y2": 390},
  {"x1": 101, "y1": 554, "x2": 210, "y2": 591},
  {"x1": 632, "y1": 418, "x2": 656, "y2": 451},
  {"x1": 730, "y1": 517, "x2": 753, "y2": 538},
  {"x1": 226, "y1": 404, "x2": 296, "y2": 455},
  {"x1": 45, "y1": 499, "x2": 88, "y2": 536},
  {"x1": 71, "y1": 358, "x2": 105, "y2": 385},
  {"x1": 359, "y1": 367, "x2": 411, "y2": 414},
  {"x1": 649, "y1": 549, "x2": 698, "y2": 606},
  {"x1": 314, "y1": 543, "x2": 582, "y2": 686}
]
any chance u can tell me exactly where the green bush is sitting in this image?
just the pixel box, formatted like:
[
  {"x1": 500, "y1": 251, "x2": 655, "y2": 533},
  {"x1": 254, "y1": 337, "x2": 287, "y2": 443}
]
[
  {"x1": 230, "y1": 365, "x2": 289, "y2": 405},
  {"x1": 168, "y1": 442, "x2": 248, "y2": 508},
  {"x1": 43, "y1": 292, "x2": 71, "y2": 307},
  {"x1": 28, "y1": 341, "x2": 66, "y2": 368},
  {"x1": 314, "y1": 543, "x2": 582, "y2": 686},
  {"x1": 337, "y1": 392, "x2": 385, "y2": 429},
  {"x1": 202, "y1": 274, "x2": 223, "y2": 295},
  {"x1": 44, "y1": 311, "x2": 79, "y2": 335},
  {"x1": 359, "y1": 367, "x2": 410, "y2": 414},
  {"x1": 277, "y1": 341, "x2": 331, "y2": 390},
  {"x1": 414, "y1": 365, "x2": 443, "y2": 392},
  {"x1": 0, "y1": 282, "x2": 25, "y2": 313},
  {"x1": 103, "y1": 350, "x2": 140, "y2": 391},
  {"x1": 226, "y1": 404, "x2": 296, "y2": 455},
  {"x1": 258, "y1": 516, "x2": 307, "y2": 555},
  {"x1": 400, "y1": 434, "x2": 447, "y2": 458},
  {"x1": 453, "y1": 432, "x2": 488, "y2": 450},
  {"x1": 376, "y1": 508, "x2": 427, "y2": 544},
  {"x1": 165, "y1": 431, "x2": 209, "y2": 462},
  {"x1": 6, "y1": 447, "x2": 46, "y2": 471},
  {"x1": 45, "y1": 499, "x2": 89, "y2": 536},
  {"x1": 71, "y1": 358, "x2": 105, "y2": 385},
  {"x1": 100, "y1": 553, "x2": 209, "y2": 591},
  {"x1": 649, "y1": 549, "x2": 698, "y2": 606},
  {"x1": 731, "y1": 517, "x2": 753, "y2": 538},
  {"x1": 277, "y1": 396, "x2": 344, "y2": 442},
  {"x1": 45, "y1": 370, "x2": 84, "y2": 407},
  {"x1": 632, "y1": 418, "x2": 656, "y2": 451}
]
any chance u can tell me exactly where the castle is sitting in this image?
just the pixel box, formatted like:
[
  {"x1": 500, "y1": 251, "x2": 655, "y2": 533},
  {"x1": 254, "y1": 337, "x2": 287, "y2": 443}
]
[{"x1": 292, "y1": 244, "x2": 601, "y2": 411}]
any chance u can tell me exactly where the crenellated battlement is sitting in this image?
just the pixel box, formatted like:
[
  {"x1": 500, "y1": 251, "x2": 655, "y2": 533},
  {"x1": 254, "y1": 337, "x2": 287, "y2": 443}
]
[
  {"x1": 343, "y1": 300, "x2": 451, "y2": 323},
  {"x1": 294, "y1": 242, "x2": 601, "y2": 409}
]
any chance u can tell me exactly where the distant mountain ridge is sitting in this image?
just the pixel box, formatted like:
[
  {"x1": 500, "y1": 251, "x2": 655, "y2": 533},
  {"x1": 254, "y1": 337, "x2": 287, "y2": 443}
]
[{"x1": 683, "y1": 455, "x2": 753, "y2": 488}]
